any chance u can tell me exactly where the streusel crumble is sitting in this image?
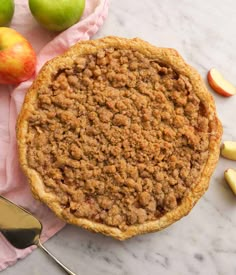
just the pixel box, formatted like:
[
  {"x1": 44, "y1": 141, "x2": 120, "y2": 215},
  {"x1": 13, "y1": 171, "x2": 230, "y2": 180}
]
[{"x1": 17, "y1": 37, "x2": 222, "y2": 239}]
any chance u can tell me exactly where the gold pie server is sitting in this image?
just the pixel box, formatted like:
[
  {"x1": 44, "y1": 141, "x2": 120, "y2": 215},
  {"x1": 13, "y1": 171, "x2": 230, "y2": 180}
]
[{"x1": 0, "y1": 195, "x2": 76, "y2": 275}]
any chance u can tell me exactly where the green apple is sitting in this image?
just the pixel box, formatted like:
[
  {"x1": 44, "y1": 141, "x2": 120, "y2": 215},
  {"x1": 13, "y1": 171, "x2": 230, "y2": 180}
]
[
  {"x1": 28, "y1": 0, "x2": 85, "y2": 32},
  {"x1": 0, "y1": 0, "x2": 15, "y2": 26}
]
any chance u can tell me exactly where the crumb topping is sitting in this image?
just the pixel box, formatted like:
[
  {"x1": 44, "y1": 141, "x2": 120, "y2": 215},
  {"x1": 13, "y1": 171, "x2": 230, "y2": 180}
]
[{"x1": 26, "y1": 47, "x2": 210, "y2": 230}]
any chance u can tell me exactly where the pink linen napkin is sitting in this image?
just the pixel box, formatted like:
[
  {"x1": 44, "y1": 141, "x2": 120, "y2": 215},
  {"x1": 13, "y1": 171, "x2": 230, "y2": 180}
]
[{"x1": 0, "y1": 0, "x2": 109, "y2": 271}]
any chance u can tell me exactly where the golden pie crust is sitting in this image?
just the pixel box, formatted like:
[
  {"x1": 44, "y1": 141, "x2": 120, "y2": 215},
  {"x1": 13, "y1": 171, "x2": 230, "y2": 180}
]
[{"x1": 17, "y1": 37, "x2": 222, "y2": 240}]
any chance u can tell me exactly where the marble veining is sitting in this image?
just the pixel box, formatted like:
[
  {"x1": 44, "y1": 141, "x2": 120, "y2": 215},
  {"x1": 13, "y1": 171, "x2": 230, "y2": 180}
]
[{"x1": 3, "y1": 0, "x2": 236, "y2": 274}]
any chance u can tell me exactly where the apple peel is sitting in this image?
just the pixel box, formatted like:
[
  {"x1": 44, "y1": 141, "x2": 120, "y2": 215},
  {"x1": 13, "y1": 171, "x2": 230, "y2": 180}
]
[
  {"x1": 224, "y1": 169, "x2": 236, "y2": 195},
  {"x1": 207, "y1": 68, "x2": 236, "y2": 97}
]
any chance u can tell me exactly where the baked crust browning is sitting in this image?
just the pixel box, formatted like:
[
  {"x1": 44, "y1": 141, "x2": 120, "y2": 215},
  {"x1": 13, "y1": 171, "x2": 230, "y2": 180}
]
[{"x1": 17, "y1": 37, "x2": 222, "y2": 240}]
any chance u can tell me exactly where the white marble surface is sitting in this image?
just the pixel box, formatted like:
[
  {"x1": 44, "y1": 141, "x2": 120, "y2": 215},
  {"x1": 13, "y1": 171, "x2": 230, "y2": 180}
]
[{"x1": 3, "y1": 0, "x2": 236, "y2": 274}]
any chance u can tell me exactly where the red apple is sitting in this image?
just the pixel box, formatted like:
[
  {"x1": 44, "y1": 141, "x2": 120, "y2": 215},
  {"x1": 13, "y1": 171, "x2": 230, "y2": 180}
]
[
  {"x1": 0, "y1": 27, "x2": 37, "y2": 84},
  {"x1": 207, "y1": 68, "x2": 236, "y2": 97}
]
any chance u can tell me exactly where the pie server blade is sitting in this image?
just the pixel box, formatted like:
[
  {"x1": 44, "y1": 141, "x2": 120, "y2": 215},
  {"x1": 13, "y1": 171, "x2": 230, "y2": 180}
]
[{"x1": 0, "y1": 195, "x2": 76, "y2": 275}]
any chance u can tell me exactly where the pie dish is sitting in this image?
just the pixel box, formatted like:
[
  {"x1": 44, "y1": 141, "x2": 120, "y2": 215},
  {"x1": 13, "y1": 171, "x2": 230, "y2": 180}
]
[{"x1": 17, "y1": 36, "x2": 222, "y2": 240}]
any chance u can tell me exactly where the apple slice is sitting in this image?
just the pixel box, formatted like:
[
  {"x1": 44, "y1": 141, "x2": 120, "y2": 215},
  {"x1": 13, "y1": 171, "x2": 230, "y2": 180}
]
[
  {"x1": 224, "y1": 169, "x2": 236, "y2": 195},
  {"x1": 207, "y1": 68, "x2": 236, "y2": 97},
  {"x1": 221, "y1": 141, "x2": 236, "y2": 160}
]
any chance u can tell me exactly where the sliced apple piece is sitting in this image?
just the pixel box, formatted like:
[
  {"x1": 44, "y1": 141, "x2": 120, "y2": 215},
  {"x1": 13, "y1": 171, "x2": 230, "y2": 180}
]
[
  {"x1": 207, "y1": 68, "x2": 236, "y2": 97},
  {"x1": 221, "y1": 141, "x2": 236, "y2": 160},
  {"x1": 224, "y1": 169, "x2": 236, "y2": 195}
]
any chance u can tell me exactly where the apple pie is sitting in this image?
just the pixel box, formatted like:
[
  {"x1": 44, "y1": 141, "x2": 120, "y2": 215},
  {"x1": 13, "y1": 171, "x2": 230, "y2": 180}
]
[{"x1": 17, "y1": 37, "x2": 222, "y2": 240}]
